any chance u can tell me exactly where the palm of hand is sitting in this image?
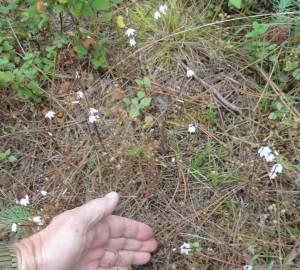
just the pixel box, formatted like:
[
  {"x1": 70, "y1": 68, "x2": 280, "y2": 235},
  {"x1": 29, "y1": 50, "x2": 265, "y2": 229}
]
[{"x1": 32, "y1": 193, "x2": 157, "y2": 270}]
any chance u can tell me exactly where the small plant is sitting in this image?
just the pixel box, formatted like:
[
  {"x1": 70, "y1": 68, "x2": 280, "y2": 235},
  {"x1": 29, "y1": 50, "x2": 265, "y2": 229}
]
[
  {"x1": 268, "y1": 100, "x2": 295, "y2": 125},
  {"x1": 124, "y1": 77, "x2": 152, "y2": 118},
  {"x1": 228, "y1": 0, "x2": 254, "y2": 9},
  {"x1": 190, "y1": 241, "x2": 203, "y2": 252},
  {"x1": 0, "y1": 149, "x2": 17, "y2": 164},
  {"x1": 0, "y1": 206, "x2": 34, "y2": 226}
]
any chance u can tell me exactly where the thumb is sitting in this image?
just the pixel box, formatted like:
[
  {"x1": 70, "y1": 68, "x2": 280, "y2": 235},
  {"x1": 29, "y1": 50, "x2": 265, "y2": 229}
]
[{"x1": 71, "y1": 192, "x2": 119, "y2": 229}]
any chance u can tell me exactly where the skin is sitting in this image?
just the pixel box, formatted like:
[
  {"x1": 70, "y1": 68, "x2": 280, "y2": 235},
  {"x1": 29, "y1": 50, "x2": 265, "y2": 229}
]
[{"x1": 13, "y1": 192, "x2": 157, "y2": 270}]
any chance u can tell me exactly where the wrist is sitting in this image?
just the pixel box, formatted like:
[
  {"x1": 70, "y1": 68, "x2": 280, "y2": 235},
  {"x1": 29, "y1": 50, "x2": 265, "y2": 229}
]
[{"x1": 13, "y1": 236, "x2": 41, "y2": 270}]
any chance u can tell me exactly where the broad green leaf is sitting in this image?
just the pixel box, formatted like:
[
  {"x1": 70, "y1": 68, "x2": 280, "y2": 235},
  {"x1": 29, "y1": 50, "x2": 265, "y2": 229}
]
[
  {"x1": 4, "y1": 149, "x2": 11, "y2": 156},
  {"x1": 123, "y1": 98, "x2": 131, "y2": 105},
  {"x1": 284, "y1": 61, "x2": 299, "y2": 72},
  {"x1": 8, "y1": 156, "x2": 17, "y2": 163},
  {"x1": 74, "y1": 44, "x2": 88, "y2": 59},
  {"x1": 137, "y1": 91, "x2": 146, "y2": 99},
  {"x1": 0, "y1": 71, "x2": 14, "y2": 83},
  {"x1": 0, "y1": 153, "x2": 6, "y2": 160},
  {"x1": 131, "y1": 98, "x2": 139, "y2": 106},
  {"x1": 143, "y1": 76, "x2": 151, "y2": 88},
  {"x1": 92, "y1": 0, "x2": 111, "y2": 11},
  {"x1": 292, "y1": 70, "x2": 300, "y2": 80},
  {"x1": 81, "y1": 3, "x2": 93, "y2": 17},
  {"x1": 135, "y1": 79, "x2": 143, "y2": 86},
  {"x1": 101, "y1": 12, "x2": 113, "y2": 22},
  {"x1": 140, "y1": 97, "x2": 151, "y2": 107},
  {"x1": 129, "y1": 108, "x2": 140, "y2": 118},
  {"x1": 229, "y1": 0, "x2": 242, "y2": 9}
]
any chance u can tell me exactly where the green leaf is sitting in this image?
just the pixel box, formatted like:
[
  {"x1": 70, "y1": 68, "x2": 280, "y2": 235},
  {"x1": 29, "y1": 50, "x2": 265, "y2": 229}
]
[
  {"x1": 137, "y1": 91, "x2": 146, "y2": 99},
  {"x1": 74, "y1": 44, "x2": 88, "y2": 59},
  {"x1": 123, "y1": 98, "x2": 131, "y2": 105},
  {"x1": 140, "y1": 97, "x2": 151, "y2": 107},
  {"x1": 0, "y1": 153, "x2": 7, "y2": 160},
  {"x1": 229, "y1": 0, "x2": 242, "y2": 9},
  {"x1": 143, "y1": 76, "x2": 151, "y2": 88},
  {"x1": 131, "y1": 98, "x2": 139, "y2": 106},
  {"x1": 135, "y1": 79, "x2": 143, "y2": 86},
  {"x1": 4, "y1": 149, "x2": 11, "y2": 156},
  {"x1": 101, "y1": 12, "x2": 113, "y2": 22},
  {"x1": 8, "y1": 156, "x2": 17, "y2": 163},
  {"x1": 284, "y1": 61, "x2": 299, "y2": 72},
  {"x1": 129, "y1": 108, "x2": 140, "y2": 118},
  {"x1": 127, "y1": 146, "x2": 143, "y2": 157},
  {"x1": 92, "y1": 0, "x2": 111, "y2": 11},
  {"x1": 81, "y1": 3, "x2": 93, "y2": 17},
  {"x1": 0, "y1": 71, "x2": 14, "y2": 83},
  {"x1": 292, "y1": 70, "x2": 300, "y2": 80}
]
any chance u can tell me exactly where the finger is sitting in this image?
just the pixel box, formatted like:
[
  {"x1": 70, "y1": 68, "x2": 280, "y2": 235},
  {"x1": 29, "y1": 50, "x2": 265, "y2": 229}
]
[
  {"x1": 99, "y1": 250, "x2": 151, "y2": 267},
  {"x1": 105, "y1": 215, "x2": 154, "y2": 241},
  {"x1": 106, "y1": 237, "x2": 157, "y2": 252},
  {"x1": 71, "y1": 192, "x2": 119, "y2": 229}
]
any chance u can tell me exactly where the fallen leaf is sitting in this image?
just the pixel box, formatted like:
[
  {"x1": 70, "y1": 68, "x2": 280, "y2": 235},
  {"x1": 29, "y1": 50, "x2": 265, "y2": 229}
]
[
  {"x1": 116, "y1": 16, "x2": 125, "y2": 28},
  {"x1": 111, "y1": 87, "x2": 125, "y2": 102},
  {"x1": 81, "y1": 37, "x2": 96, "y2": 49},
  {"x1": 36, "y1": 1, "x2": 45, "y2": 12},
  {"x1": 58, "y1": 81, "x2": 71, "y2": 94}
]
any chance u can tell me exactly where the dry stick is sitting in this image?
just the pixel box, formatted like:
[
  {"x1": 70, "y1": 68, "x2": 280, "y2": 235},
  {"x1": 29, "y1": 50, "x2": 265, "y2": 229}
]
[
  {"x1": 7, "y1": 19, "x2": 25, "y2": 55},
  {"x1": 194, "y1": 74, "x2": 243, "y2": 115}
]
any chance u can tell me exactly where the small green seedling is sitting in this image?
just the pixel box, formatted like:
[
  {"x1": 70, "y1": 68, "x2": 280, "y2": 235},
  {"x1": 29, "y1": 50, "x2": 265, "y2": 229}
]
[
  {"x1": 0, "y1": 149, "x2": 17, "y2": 163},
  {"x1": 191, "y1": 241, "x2": 203, "y2": 252},
  {"x1": 124, "y1": 77, "x2": 152, "y2": 118}
]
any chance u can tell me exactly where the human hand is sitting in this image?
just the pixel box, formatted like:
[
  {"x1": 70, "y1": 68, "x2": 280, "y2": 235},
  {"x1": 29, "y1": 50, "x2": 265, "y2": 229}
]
[{"x1": 13, "y1": 192, "x2": 157, "y2": 270}]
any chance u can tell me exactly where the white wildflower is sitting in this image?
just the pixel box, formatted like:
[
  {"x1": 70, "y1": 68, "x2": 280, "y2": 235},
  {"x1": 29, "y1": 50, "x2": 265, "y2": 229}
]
[
  {"x1": 188, "y1": 124, "x2": 196, "y2": 134},
  {"x1": 89, "y1": 115, "x2": 99, "y2": 124},
  {"x1": 171, "y1": 157, "x2": 176, "y2": 163},
  {"x1": 19, "y1": 195, "x2": 30, "y2": 206},
  {"x1": 32, "y1": 216, "x2": 43, "y2": 226},
  {"x1": 159, "y1": 4, "x2": 168, "y2": 14},
  {"x1": 186, "y1": 68, "x2": 195, "y2": 78},
  {"x1": 180, "y1": 242, "x2": 191, "y2": 255},
  {"x1": 11, "y1": 223, "x2": 17, "y2": 233},
  {"x1": 89, "y1": 108, "x2": 99, "y2": 115},
  {"x1": 75, "y1": 71, "x2": 80, "y2": 79},
  {"x1": 40, "y1": 190, "x2": 48, "y2": 196},
  {"x1": 243, "y1": 265, "x2": 253, "y2": 270},
  {"x1": 129, "y1": 38, "x2": 136, "y2": 47},
  {"x1": 258, "y1": 146, "x2": 275, "y2": 162},
  {"x1": 154, "y1": 11, "x2": 161, "y2": 20},
  {"x1": 45, "y1": 111, "x2": 56, "y2": 120},
  {"x1": 125, "y1": 28, "x2": 136, "y2": 37},
  {"x1": 269, "y1": 164, "x2": 283, "y2": 179},
  {"x1": 76, "y1": 91, "x2": 84, "y2": 100}
]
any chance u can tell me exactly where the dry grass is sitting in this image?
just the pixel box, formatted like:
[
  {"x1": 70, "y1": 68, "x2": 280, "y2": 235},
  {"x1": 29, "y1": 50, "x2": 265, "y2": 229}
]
[{"x1": 1, "y1": 0, "x2": 300, "y2": 269}]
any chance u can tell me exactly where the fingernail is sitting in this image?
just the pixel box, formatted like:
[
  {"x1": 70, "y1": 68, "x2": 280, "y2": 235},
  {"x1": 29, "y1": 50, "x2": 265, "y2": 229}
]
[{"x1": 105, "y1": 192, "x2": 118, "y2": 199}]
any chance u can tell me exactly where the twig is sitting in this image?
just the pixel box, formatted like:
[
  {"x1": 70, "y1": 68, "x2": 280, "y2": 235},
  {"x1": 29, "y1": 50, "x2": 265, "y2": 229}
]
[
  {"x1": 194, "y1": 74, "x2": 242, "y2": 115},
  {"x1": 7, "y1": 19, "x2": 25, "y2": 55}
]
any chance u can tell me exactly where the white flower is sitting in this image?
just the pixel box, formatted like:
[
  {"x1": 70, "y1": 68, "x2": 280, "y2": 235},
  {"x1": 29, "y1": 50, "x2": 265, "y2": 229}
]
[
  {"x1": 129, "y1": 38, "x2": 136, "y2": 47},
  {"x1": 45, "y1": 111, "x2": 56, "y2": 120},
  {"x1": 269, "y1": 164, "x2": 283, "y2": 179},
  {"x1": 76, "y1": 91, "x2": 84, "y2": 100},
  {"x1": 171, "y1": 157, "x2": 176, "y2": 163},
  {"x1": 32, "y1": 216, "x2": 43, "y2": 226},
  {"x1": 180, "y1": 242, "x2": 191, "y2": 255},
  {"x1": 89, "y1": 115, "x2": 99, "y2": 124},
  {"x1": 258, "y1": 146, "x2": 275, "y2": 162},
  {"x1": 11, "y1": 223, "x2": 17, "y2": 233},
  {"x1": 188, "y1": 124, "x2": 196, "y2": 134},
  {"x1": 159, "y1": 4, "x2": 168, "y2": 14},
  {"x1": 89, "y1": 108, "x2": 99, "y2": 115},
  {"x1": 19, "y1": 195, "x2": 30, "y2": 206},
  {"x1": 154, "y1": 11, "x2": 161, "y2": 20},
  {"x1": 243, "y1": 265, "x2": 253, "y2": 270},
  {"x1": 40, "y1": 190, "x2": 48, "y2": 196},
  {"x1": 75, "y1": 71, "x2": 80, "y2": 79},
  {"x1": 186, "y1": 69, "x2": 195, "y2": 78},
  {"x1": 125, "y1": 28, "x2": 136, "y2": 37}
]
